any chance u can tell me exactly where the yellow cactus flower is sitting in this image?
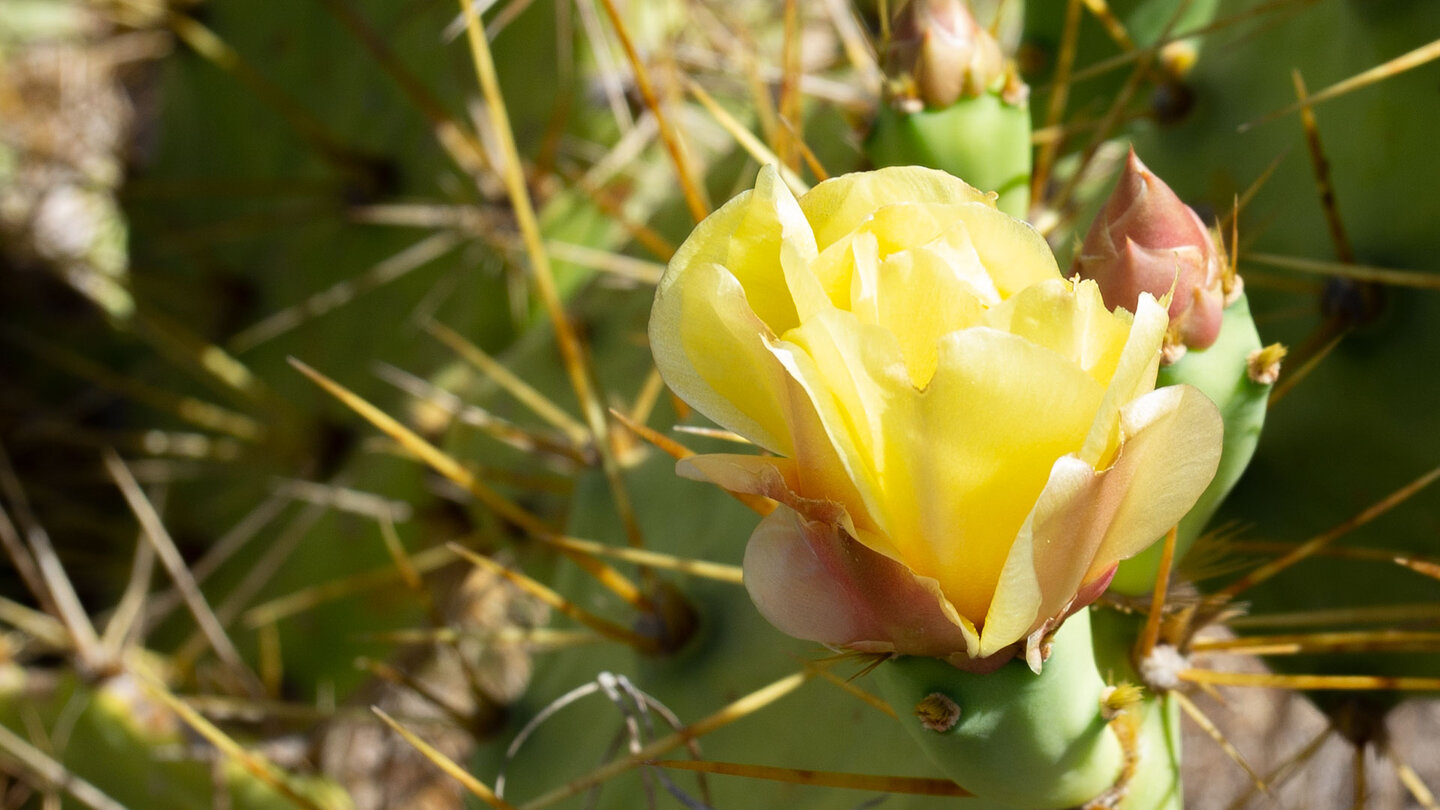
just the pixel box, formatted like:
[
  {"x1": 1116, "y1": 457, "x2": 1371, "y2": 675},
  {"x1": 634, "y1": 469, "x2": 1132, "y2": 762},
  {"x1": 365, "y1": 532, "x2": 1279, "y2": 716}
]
[{"x1": 650, "y1": 165, "x2": 1222, "y2": 671}]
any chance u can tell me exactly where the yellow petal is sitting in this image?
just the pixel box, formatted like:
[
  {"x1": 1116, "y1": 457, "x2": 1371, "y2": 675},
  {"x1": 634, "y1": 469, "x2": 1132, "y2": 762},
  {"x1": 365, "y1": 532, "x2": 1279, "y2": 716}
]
[
  {"x1": 1078, "y1": 290, "x2": 1167, "y2": 467},
  {"x1": 982, "y1": 278, "x2": 1131, "y2": 387},
  {"x1": 662, "y1": 165, "x2": 820, "y2": 336},
  {"x1": 910, "y1": 215, "x2": 1002, "y2": 305},
  {"x1": 882, "y1": 328, "x2": 1104, "y2": 623},
  {"x1": 773, "y1": 310, "x2": 903, "y2": 535},
  {"x1": 984, "y1": 383, "x2": 1222, "y2": 654},
  {"x1": 798, "y1": 166, "x2": 989, "y2": 250},
  {"x1": 861, "y1": 246, "x2": 988, "y2": 388},
  {"x1": 944, "y1": 202, "x2": 1062, "y2": 298},
  {"x1": 650, "y1": 261, "x2": 798, "y2": 455},
  {"x1": 980, "y1": 456, "x2": 1098, "y2": 656},
  {"x1": 1084, "y1": 383, "x2": 1223, "y2": 577},
  {"x1": 863, "y1": 203, "x2": 967, "y2": 258}
]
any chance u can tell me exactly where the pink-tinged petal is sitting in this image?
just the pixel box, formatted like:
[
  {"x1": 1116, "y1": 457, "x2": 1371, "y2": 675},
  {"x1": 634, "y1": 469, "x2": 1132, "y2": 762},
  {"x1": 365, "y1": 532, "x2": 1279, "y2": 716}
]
[
  {"x1": 650, "y1": 261, "x2": 800, "y2": 455},
  {"x1": 798, "y1": 166, "x2": 989, "y2": 250},
  {"x1": 742, "y1": 508, "x2": 981, "y2": 660},
  {"x1": 988, "y1": 385, "x2": 1221, "y2": 651},
  {"x1": 1084, "y1": 383, "x2": 1223, "y2": 578},
  {"x1": 678, "y1": 453, "x2": 873, "y2": 541}
]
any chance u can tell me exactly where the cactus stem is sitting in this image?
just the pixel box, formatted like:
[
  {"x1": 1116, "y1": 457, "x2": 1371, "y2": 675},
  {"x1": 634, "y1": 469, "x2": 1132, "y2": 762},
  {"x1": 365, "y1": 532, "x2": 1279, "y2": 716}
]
[
  {"x1": 915, "y1": 692, "x2": 962, "y2": 732},
  {"x1": 876, "y1": 611, "x2": 1127, "y2": 807}
]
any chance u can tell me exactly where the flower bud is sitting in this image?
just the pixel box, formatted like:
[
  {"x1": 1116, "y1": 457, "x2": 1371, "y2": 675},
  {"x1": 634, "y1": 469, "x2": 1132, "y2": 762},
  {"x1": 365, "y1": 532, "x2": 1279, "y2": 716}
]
[
  {"x1": 886, "y1": 0, "x2": 1005, "y2": 110},
  {"x1": 1073, "y1": 148, "x2": 1232, "y2": 361}
]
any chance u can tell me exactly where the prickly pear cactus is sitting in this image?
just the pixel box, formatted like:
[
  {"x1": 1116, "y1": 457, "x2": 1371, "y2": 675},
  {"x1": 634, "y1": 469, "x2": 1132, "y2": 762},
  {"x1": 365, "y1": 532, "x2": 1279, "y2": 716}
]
[{"x1": 2, "y1": 0, "x2": 1438, "y2": 808}]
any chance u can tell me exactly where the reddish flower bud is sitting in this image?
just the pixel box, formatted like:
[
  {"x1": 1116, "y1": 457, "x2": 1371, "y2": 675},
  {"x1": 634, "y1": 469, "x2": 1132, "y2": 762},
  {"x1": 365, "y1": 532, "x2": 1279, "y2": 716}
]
[
  {"x1": 1073, "y1": 148, "x2": 1232, "y2": 360},
  {"x1": 886, "y1": 0, "x2": 1005, "y2": 109}
]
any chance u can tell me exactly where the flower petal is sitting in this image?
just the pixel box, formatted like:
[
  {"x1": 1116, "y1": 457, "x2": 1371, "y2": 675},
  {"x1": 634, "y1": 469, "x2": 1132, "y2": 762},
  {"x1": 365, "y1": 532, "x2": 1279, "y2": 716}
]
[
  {"x1": 980, "y1": 455, "x2": 1100, "y2": 656},
  {"x1": 771, "y1": 309, "x2": 907, "y2": 536},
  {"x1": 1084, "y1": 383, "x2": 1223, "y2": 577},
  {"x1": 884, "y1": 328, "x2": 1105, "y2": 624},
  {"x1": 742, "y1": 507, "x2": 980, "y2": 659},
  {"x1": 945, "y1": 202, "x2": 1061, "y2": 297},
  {"x1": 982, "y1": 278, "x2": 1131, "y2": 386},
  {"x1": 650, "y1": 261, "x2": 803, "y2": 455},
  {"x1": 660, "y1": 164, "x2": 821, "y2": 336},
  {"x1": 678, "y1": 452, "x2": 875, "y2": 540},
  {"x1": 798, "y1": 166, "x2": 989, "y2": 250},
  {"x1": 1077, "y1": 290, "x2": 1167, "y2": 467},
  {"x1": 985, "y1": 384, "x2": 1221, "y2": 653}
]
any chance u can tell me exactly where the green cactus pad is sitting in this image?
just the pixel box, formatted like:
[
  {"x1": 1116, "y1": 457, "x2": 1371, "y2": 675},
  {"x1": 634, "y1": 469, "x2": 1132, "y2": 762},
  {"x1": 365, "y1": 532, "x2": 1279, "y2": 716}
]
[{"x1": 872, "y1": 610, "x2": 1124, "y2": 809}]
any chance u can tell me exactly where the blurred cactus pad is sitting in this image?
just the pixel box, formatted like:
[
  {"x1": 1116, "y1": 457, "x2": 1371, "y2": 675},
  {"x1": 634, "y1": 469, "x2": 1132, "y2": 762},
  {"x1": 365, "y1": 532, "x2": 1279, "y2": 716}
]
[{"x1": 1, "y1": 0, "x2": 1438, "y2": 808}]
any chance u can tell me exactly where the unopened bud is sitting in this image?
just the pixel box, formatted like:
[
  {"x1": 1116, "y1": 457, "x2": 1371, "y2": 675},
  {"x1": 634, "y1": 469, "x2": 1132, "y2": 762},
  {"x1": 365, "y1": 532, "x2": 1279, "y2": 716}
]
[
  {"x1": 1074, "y1": 148, "x2": 1230, "y2": 360},
  {"x1": 886, "y1": 0, "x2": 1005, "y2": 109}
]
